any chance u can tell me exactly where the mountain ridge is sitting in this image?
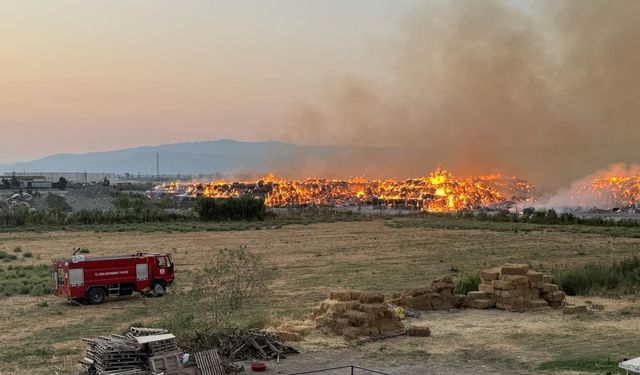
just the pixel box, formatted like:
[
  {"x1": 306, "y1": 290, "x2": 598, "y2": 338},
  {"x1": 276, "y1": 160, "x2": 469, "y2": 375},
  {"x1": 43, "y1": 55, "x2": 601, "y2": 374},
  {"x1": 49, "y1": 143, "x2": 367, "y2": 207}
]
[{"x1": 0, "y1": 139, "x2": 385, "y2": 176}]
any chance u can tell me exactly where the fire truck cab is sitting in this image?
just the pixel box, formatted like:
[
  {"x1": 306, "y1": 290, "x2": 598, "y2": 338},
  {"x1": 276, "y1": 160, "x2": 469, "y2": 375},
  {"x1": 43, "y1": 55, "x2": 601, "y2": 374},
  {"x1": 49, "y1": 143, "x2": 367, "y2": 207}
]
[{"x1": 52, "y1": 252, "x2": 174, "y2": 304}]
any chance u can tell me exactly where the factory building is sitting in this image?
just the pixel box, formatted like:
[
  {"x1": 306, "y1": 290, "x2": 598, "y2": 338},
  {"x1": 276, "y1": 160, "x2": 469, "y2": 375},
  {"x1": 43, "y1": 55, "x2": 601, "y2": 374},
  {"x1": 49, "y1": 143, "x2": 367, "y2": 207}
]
[{"x1": 3, "y1": 172, "x2": 115, "y2": 184}]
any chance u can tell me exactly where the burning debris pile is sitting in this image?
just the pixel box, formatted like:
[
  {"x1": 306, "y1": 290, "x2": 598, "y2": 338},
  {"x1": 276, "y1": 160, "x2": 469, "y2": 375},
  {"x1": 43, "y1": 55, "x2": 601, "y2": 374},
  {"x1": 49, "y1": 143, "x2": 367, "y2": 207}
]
[
  {"x1": 578, "y1": 174, "x2": 640, "y2": 209},
  {"x1": 539, "y1": 165, "x2": 640, "y2": 211},
  {"x1": 158, "y1": 167, "x2": 534, "y2": 212}
]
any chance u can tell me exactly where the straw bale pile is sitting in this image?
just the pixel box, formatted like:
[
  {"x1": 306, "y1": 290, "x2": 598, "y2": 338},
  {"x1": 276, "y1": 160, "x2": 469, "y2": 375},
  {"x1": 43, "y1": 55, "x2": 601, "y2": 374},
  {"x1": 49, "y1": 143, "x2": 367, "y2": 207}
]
[
  {"x1": 387, "y1": 276, "x2": 465, "y2": 311},
  {"x1": 468, "y1": 264, "x2": 566, "y2": 312},
  {"x1": 310, "y1": 290, "x2": 403, "y2": 339}
]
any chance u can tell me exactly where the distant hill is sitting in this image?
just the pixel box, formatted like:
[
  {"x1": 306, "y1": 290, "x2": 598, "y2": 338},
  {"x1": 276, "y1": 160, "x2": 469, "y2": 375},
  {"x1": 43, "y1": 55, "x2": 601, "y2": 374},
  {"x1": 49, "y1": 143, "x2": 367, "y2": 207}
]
[{"x1": 0, "y1": 139, "x2": 386, "y2": 177}]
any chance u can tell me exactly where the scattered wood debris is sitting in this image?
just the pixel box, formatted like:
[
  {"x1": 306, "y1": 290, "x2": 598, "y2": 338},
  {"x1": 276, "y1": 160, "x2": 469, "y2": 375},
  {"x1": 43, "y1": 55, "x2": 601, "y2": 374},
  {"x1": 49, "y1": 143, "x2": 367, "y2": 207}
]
[{"x1": 189, "y1": 329, "x2": 298, "y2": 371}]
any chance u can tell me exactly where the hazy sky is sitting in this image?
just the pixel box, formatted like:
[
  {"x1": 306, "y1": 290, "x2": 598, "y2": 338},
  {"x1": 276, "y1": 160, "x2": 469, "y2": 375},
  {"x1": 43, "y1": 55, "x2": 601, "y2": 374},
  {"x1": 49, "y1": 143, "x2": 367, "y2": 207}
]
[{"x1": 0, "y1": 0, "x2": 416, "y2": 162}]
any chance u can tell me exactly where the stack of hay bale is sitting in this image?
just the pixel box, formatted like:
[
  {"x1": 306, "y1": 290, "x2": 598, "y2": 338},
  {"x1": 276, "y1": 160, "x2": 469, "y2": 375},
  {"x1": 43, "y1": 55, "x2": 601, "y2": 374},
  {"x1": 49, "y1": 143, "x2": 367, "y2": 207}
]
[
  {"x1": 387, "y1": 276, "x2": 465, "y2": 311},
  {"x1": 310, "y1": 290, "x2": 404, "y2": 339},
  {"x1": 467, "y1": 263, "x2": 565, "y2": 312}
]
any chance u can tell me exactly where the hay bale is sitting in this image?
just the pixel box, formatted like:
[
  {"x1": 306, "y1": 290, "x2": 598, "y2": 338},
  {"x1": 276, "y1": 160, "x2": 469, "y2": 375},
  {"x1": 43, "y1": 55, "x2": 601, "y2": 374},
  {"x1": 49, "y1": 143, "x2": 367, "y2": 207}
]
[
  {"x1": 496, "y1": 289, "x2": 523, "y2": 298},
  {"x1": 408, "y1": 287, "x2": 430, "y2": 297},
  {"x1": 545, "y1": 291, "x2": 565, "y2": 302},
  {"x1": 563, "y1": 305, "x2": 587, "y2": 314},
  {"x1": 527, "y1": 299, "x2": 550, "y2": 309},
  {"x1": 548, "y1": 301, "x2": 563, "y2": 309},
  {"x1": 344, "y1": 310, "x2": 368, "y2": 325},
  {"x1": 329, "y1": 290, "x2": 356, "y2": 301},
  {"x1": 359, "y1": 303, "x2": 387, "y2": 314},
  {"x1": 480, "y1": 268, "x2": 500, "y2": 282},
  {"x1": 407, "y1": 326, "x2": 431, "y2": 337},
  {"x1": 359, "y1": 292, "x2": 385, "y2": 304},
  {"x1": 500, "y1": 274, "x2": 529, "y2": 286},
  {"x1": 478, "y1": 284, "x2": 495, "y2": 293},
  {"x1": 529, "y1": 281, "x2": 543, "y2": 289},
  {"x1": 491, "y1": 280, "x2": 512, "y2": 290},
  {"x1": 431, "y1": 281, "x2": 455, "y2": 293},
  {"x1": 500, "y1": 264, "x2": 529, "y2": 275},
  {"x1": 466, "y1": 291, "x2": 492, "y2": 300},
  {"x1": 465, "y1": 298, "x2": 496, "y2": 309},
  {"x1": 542, "y1": 275, "x2": 553, "y2": 283},
  {"x1": 430, "y1": 295, "x2": 456, "y2": 310},
  {"x1": 526, "y1": 270, "x2": 544, "y2": 283},
  {"x1": 540, "y1": 283, "x2": 559, "y2": 292}
]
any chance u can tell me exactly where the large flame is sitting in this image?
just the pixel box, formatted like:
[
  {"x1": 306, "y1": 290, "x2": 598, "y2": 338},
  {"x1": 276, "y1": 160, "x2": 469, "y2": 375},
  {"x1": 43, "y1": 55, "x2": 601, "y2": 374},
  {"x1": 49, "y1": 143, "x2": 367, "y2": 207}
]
[
  {"x1": 577, "y1": 174, "x2": 640, "y2": 208},
  {"x1": 160, "y1": 167, "x2": 535, "y2": 212}
]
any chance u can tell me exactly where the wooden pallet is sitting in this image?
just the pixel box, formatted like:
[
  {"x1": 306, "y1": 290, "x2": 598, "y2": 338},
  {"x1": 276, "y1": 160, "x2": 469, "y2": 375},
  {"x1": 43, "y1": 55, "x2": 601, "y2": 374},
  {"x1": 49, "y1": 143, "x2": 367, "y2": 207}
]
[
  {"x1": 149, "y1": 350, "x2": 182, "y2": 375},
  {"x1": 193, "y1": 349, "x2": 225, "y2": 375}
]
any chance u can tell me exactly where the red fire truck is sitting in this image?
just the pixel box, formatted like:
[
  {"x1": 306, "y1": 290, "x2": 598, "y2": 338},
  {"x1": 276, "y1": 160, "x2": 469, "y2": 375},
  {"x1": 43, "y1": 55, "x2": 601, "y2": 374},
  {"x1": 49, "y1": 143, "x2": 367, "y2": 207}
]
[{"x1": 52, "y1": 252, "x2": 175, "y2": 304}]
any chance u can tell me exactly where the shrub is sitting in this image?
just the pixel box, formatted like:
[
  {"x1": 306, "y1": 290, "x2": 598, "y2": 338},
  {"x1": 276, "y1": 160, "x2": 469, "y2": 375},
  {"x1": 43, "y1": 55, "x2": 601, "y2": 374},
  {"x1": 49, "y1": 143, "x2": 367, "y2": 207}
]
[
  {"x1": 195, "y1": 197, "x2": 266, "y2": 221},
  {"x1": 13, "y1": 246, "x2": 22, "y2": 253},
  {"x1": 0, "y1": 251, "x2": 18, "y2": 262},
  {"x1": 455, "y1": 273, "x2": 481, "y2": 294},
  {"x1": 78, "y1": 248, "x2": 91, "y2": 254},
  {"x1": 23, "y1": 252, "x2": 33, "y2": 258},
  {"x1": 555, "y1": 256, "x2": 640, "y2": 296},
  {"x1": 160, "y1": 246, "x2": 271, "y2": 343}
]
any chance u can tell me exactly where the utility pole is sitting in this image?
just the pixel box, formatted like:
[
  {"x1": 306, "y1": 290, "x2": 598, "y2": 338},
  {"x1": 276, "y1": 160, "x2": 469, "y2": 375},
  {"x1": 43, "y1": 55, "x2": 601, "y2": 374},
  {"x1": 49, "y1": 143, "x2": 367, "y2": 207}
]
[{"x1": 156, "y1": 152, "x2": 160, "y2": 181}]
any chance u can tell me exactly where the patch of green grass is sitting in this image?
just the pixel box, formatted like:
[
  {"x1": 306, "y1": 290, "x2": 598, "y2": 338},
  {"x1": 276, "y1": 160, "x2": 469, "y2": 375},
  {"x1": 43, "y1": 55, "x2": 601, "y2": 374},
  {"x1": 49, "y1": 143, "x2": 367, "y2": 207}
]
[
  {"x1": 537, "y1": 357, "x2": 622, "y2": 373},
  {"x1": 385, "y1": 215, "x2": 640, "y2": 239},
  {"x1": 0, "y1": 264, "x2": 50, "y2": 297},
  {"x1": 0, "y1": 250, "x2": 18, "y2": 262},
  {"x1": 455, "y1": 273, "x2": 480, "y2": 294},
  {"x1": 1, "y1": 304, "x2": 155, "y2": 370}
]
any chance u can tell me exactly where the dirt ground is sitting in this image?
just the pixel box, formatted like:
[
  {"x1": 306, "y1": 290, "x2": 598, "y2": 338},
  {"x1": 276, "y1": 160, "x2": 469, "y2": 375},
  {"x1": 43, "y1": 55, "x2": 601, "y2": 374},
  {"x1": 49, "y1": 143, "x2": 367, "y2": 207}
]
[{"x1": 0, "y1": 219, "x2": 639, "y2": 374}]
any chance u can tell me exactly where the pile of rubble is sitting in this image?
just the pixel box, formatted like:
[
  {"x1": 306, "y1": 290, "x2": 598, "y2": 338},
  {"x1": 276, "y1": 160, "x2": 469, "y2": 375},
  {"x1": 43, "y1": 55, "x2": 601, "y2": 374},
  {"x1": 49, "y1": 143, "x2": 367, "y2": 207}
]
[
  {"x1": 80, "y1": 327, "x2": 183, "y2": 375},
  {"x1": 466, "y1": 264, "x2": 566, "y2": 311},
  {"x1": 0, "y1": 192, "x2": 33, "y2": 211},
  {"x1": 310, "y1": 290, "x2": 404, "y2": 339},
  {"x1": 387, "y1": 276, "x2": 465, "y2": 311}
]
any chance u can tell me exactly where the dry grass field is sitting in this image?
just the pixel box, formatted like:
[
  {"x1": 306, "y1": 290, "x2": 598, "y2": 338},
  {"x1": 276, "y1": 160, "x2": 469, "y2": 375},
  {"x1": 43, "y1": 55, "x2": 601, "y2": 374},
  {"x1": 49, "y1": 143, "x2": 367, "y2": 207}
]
[{"x1": 1, "y1": 217, "x2": 639, "y2": 374}]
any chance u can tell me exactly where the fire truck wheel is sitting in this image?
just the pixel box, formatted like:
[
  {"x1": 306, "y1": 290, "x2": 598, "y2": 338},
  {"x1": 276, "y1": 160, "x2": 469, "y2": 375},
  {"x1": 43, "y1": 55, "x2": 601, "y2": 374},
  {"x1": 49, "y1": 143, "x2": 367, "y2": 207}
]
[
  {"x1": 151, "y1": 282, "x2": 166, "y2": 297},
  {"x1": 88, "y1": 287, "x2": 107, "y2": 305}
]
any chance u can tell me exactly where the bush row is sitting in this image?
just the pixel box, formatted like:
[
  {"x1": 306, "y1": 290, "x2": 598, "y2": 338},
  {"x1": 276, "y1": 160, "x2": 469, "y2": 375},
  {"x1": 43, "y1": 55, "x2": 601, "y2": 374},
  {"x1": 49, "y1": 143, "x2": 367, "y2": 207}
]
[
  {"x1": 0, "y1": 206, "x2": 195, "y2": 228},
  {"x1": 554, "y1": 256, "x2": 640, "y2": 296},
  {"x1": 195, "y1": 197, "x2": 266, "y2": 221},
  {"x1": 455, "y1": 209, "x2": 640, "y2": 228}
]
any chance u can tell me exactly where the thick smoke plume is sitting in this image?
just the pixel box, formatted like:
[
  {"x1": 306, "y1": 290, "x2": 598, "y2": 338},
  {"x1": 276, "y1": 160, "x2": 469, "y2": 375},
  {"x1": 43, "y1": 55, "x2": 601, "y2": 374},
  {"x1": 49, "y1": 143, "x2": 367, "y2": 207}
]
[
  {"x1": 537, "y1": 163, "x2": 640, "y2": 209},
  {"x1": 283, "y1": 0, "x2": 640, "y2": 190}
]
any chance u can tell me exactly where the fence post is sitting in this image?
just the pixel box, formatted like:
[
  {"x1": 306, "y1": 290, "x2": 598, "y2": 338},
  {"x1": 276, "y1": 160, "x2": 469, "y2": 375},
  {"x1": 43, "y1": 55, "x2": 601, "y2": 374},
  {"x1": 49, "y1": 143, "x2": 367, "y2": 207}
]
[{"x1": 351, "y1": 366, "x2": 355, "y2": 375}]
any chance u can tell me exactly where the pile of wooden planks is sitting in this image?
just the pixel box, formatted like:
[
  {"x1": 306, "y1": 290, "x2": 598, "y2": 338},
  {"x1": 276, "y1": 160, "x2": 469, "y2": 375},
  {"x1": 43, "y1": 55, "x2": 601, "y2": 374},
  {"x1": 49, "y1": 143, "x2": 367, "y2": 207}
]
[
  {"x1": 80, "y1": 328, "x2": 183, "y2": 375},
  {"x1": 80, "y1": 335, "x2": 144, "y2": 375}
]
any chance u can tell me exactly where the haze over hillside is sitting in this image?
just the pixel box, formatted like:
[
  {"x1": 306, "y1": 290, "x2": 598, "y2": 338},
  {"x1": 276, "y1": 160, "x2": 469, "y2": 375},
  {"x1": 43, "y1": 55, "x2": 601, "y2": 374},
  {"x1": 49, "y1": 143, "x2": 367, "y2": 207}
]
[{"x1": 0, "y1": 140, "x2": 390, "y2": 178}]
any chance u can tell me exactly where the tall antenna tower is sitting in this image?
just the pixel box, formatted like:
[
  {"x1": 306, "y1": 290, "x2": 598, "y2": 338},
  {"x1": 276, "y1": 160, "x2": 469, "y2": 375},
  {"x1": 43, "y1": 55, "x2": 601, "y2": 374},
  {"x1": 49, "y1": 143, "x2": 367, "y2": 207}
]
[{"x1": 156, "y1": 152, "x2": 160, "y2": 179}]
